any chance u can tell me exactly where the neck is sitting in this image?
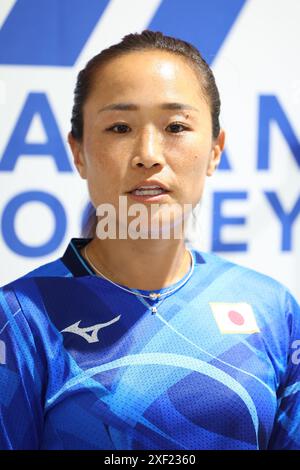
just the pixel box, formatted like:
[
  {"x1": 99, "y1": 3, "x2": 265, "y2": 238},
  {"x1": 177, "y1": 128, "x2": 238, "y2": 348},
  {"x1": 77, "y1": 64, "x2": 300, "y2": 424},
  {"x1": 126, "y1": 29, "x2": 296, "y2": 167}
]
[{"x1": 82, "y1": 237, "x2": 191, "y2": 291}]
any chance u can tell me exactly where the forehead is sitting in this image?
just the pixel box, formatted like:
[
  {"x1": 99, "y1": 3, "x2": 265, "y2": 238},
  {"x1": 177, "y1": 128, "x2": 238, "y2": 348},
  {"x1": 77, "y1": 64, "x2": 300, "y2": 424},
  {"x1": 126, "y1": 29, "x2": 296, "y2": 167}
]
[{"x1": 88, "y1": 50, "x2": 204, "y2": 102}]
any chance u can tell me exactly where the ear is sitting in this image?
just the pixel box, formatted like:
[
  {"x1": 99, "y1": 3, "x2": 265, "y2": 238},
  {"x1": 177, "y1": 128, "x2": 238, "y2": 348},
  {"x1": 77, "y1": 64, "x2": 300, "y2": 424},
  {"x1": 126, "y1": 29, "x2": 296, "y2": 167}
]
[
  {"x1": 68, "y1": 132, "x2": 87, "y2": 179},
  {"x1": 206, "y1": 129, "x2": 226, "y2": 176}
]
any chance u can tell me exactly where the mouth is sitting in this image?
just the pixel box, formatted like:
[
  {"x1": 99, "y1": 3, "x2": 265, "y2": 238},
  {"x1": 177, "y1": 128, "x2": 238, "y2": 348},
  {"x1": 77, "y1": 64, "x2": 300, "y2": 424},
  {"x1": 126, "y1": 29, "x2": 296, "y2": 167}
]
[{"x1": 127, "y1": 184, "x2": 171, "y2": 202}]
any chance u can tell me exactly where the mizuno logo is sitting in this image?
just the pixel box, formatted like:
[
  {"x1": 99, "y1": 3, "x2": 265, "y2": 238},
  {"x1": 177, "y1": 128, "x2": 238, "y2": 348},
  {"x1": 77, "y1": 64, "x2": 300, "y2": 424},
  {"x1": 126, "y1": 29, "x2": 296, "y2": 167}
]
[{"x1": 61, "y1": 314, "x2": 121, "y2": 343}]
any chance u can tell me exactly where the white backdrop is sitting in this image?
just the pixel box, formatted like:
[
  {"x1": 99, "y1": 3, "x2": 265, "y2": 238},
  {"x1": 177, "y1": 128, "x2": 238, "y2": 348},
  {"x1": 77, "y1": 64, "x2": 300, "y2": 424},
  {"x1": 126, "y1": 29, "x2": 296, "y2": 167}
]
[{"x1": 0, "y1": 0, "x2": 299, "y2": 301}]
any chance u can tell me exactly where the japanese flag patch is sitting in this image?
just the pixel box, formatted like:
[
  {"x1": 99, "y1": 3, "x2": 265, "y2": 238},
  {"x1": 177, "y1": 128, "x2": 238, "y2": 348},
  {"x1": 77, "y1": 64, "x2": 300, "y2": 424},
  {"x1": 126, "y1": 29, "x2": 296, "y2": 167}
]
[{"x1": 209, "y1": 302, "x2": 260, "y2": 334}]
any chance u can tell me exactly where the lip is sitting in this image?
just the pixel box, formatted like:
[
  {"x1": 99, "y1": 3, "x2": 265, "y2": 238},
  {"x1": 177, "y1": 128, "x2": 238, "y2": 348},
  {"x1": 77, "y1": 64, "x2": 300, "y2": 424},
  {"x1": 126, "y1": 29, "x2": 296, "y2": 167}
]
[
  {"x1": 127, "y1": 179, "x2": 170, "y2": 193},
  {"x1": 127, "y1": 192, "x2": 170, "y2": 203}
]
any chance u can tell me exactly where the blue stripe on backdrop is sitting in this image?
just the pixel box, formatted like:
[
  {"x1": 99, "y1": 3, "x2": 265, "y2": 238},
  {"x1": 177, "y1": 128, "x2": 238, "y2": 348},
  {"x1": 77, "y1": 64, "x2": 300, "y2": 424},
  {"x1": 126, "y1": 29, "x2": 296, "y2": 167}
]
[
  {"x1": 148, "y1": 0, "x2": 247, "y2": 65},
  {"x1": 0, "y1": 0, "x2": 111, "y2": 66}
]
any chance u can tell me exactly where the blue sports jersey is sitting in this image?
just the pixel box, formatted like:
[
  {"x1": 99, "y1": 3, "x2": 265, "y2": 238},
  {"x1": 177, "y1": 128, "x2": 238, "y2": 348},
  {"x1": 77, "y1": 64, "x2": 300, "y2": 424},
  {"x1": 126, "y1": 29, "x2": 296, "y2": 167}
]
[{"x1": 0, "y1": 238, "x2": 299, "y2": 450}]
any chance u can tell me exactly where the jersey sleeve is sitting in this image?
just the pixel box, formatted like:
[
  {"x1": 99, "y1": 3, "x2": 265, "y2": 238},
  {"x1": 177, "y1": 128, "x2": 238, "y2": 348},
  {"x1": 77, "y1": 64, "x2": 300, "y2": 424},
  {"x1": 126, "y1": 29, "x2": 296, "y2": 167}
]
[
  {"x1": 267, "y1": 290, "x2": 300, "y2": 449},
  {"x1": 0, "y1": 285, "x2": 45, "y2": 449}
]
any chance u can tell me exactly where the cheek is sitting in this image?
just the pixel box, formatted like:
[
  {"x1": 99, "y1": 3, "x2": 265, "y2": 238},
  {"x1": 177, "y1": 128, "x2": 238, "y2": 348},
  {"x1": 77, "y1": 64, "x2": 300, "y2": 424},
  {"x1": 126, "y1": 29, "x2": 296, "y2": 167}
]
[
  {"x1": 192, "y1": 153, "x2": 208, "y2": 171},
  {"x1": 175, "y1": 152, "x2": 209, "y2": 202},
  {"x1": 84, "y1": 148, "x2": 126, "y2": 202},
  {"x1": 176, "y1": 152, "x2": 207, "y2": 175},
  {"x1": 84, "y1": 139, "x2": 122, "y2": 176},
  {"x1": 191, "y1": 154, "x2": 210, "y2": 182}
]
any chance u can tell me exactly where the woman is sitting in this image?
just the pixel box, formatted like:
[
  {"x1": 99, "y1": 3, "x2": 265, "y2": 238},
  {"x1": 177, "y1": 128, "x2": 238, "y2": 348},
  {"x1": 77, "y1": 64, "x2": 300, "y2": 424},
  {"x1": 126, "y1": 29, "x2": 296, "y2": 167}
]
[{"x1": 0, "y1": 30, "x2": 299, "y2": 450}]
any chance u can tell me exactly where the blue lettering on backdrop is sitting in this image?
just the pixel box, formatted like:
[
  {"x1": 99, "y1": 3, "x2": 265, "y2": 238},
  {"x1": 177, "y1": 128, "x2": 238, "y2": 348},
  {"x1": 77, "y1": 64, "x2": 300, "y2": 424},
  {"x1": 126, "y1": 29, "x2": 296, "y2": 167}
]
[
  {"x1": 0, "y1": 1, "x2": 298, "y2": 258},
  {"x1": 212, "y1": 191, "x2": 248, "y2": 252},
  {"x1": 1, "y1": 191, "x2": 66, "y2": 257},
  {"x1": 0, "y1": 93, "x2": 72, "y2": 172},
  {"x1": 265, "y1": 192, "x2": 300, "y2": 251},
  {"x1": 217, "y1": 149, "x2": 231, "y2": 170},
  {"x1": 258, "y1": 95, "x2": 300, "y2": 170}
]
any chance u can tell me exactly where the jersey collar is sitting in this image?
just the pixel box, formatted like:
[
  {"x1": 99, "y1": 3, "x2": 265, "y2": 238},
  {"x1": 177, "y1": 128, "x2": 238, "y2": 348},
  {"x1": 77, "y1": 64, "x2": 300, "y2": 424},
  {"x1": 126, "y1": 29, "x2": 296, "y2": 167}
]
[{"x1": 61, "y1": 237, "x2": 205, "y2": 277}]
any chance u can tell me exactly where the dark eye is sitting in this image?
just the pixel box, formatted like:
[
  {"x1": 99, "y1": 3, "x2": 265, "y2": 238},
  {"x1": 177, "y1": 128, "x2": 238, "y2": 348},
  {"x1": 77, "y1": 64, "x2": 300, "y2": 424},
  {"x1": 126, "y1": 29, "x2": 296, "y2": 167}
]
[
  {"x1": 107, "y1": 124, "x2": 130, "y2": 133},
  {"x1": 167, "y1": 122, "x2": 188, "y2": 133}
]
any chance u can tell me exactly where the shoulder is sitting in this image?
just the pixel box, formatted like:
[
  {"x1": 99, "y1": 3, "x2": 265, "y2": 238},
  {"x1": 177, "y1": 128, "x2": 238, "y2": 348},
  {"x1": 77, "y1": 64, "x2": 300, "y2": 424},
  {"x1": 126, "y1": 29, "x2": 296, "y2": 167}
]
[
  {"x1": 195, "y1": 248, "x2": 292, "y2": 296},
  {"x1": 0, "y1": 257, "x2": 71, "y2": 343},
  {"x1": 22, "y1": 257, "x2": 72, "y2": 279}
]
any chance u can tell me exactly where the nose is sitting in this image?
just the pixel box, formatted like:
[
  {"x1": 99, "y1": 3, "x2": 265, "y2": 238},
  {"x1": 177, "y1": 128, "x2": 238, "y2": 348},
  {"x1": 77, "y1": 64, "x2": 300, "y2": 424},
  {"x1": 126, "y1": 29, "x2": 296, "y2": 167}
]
[{"x1": 131, "y1": 127, "x2": 165, "y2": 169}]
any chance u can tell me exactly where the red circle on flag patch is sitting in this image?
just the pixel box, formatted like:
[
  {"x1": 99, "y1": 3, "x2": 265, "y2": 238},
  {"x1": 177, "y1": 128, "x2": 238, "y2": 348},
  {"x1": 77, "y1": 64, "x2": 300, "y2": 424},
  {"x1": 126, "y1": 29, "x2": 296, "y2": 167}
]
[{"x1": 228, "y1": 310, "x2": 245, "y2": 325}]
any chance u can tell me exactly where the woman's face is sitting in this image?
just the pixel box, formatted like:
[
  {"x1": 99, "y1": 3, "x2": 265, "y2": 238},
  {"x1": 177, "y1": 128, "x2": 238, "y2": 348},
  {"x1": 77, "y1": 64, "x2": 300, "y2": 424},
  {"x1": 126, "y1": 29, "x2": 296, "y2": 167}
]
[{"x1": 69, "y1": 50, "x2": 225, "y2": 236}]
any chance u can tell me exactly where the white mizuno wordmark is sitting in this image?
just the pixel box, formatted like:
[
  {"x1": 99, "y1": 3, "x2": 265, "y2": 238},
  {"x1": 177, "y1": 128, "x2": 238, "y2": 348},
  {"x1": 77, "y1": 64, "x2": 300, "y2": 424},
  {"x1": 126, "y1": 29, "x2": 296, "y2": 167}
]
[{"x1": 61, "y1": 314, "x2": 121, "y2": 343}]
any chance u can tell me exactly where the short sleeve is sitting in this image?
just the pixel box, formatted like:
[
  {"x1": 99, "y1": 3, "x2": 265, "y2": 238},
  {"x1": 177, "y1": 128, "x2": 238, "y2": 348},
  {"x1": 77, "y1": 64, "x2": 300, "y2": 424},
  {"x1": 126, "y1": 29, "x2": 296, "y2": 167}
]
[
  {"x1": 267, "y1": 290, "x2": 300, "y2": 449},
  {"x1": 0, "y1": 286, "x2": 44, "y2": 449}
]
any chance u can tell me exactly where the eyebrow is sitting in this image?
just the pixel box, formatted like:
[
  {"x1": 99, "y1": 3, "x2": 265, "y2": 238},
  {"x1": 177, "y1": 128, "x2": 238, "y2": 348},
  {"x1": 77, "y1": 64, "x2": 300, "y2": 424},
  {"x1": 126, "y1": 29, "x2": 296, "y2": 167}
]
[{"x1": 97, "y1": 102, "x2": 199, "y2": 113}]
